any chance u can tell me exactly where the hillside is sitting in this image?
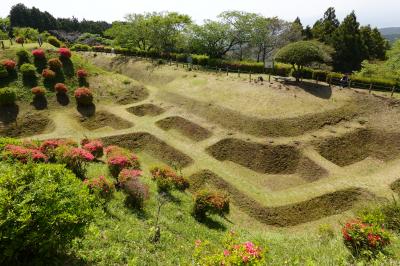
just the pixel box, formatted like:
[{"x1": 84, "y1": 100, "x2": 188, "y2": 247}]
[
  {"x1": 1, "y1": 43, "x2": 400, "y2": 265},
  {"x1": 380, "y1": 27, "x2": 400, "y2": 42}
]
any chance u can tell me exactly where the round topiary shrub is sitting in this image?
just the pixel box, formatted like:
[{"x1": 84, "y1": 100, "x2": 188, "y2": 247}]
[
  {"x1": 118, "y1": 168, "x2": 143, "y2": 188},
  {"x1": 0, "y1": 88, "x2": 17, "y2": 106},
  {"x1": 105, "y1": 145, "x2": 140, "y2": 177},
  {"x1": 47, "y1": 36, "x2": 61, "y2": 48},
  {"x1": 55, "y1": 146, "x2": 95, "y2": 179},
  {"x1": 83, "y1": 175, "x2": 115, "y2": 199},
  {"x1": 54, "y1": 83, "x2": 68, "y2": 94},
  {"x1": 81, "y1": 139, "x2": 104, "y2": 158},
  {"x1": 32, "y1": 49, "x2": 45, "y2": 59},
  {"x1": 150, "y1": 166, "x2": 189, "y2": 192},
  {"x1": 74, "y1": 87, "x2": 93, "y2": 106},
  {"x1": 47, "y1": 58, "x2": 62, "y2": 71},
  {"x1": 123, "y1": 176, "x2": 149, "y2": 209},
  {"x1": 58, "y1": 47, "x2": 72, "y2": 58},
  {"x1": 192, "y1": 189, "x2": 230, "y2": 220},
  {"x1": 0, "y1": 65, "x2": 8, "y2": 79},
  {"x1": 0, "y1": 163, "x2": 94, "y2": 264},
  {"x1": 16, "y1": 48, "x2": 30, "y2": 65},
  {"x1": 20, "y1": 63, "x2": 37, "y2": 77},
  {"x1": 2, "y1": 59, "x2": 16, "y2": 71},
  {"x1": 15, "y1": 36, "x2": 25, "y2": 46},
  {"x1": 31, "y1": 86, "x2": 46, "y2": 96},
  {"x1": 41, "y1": 68, "x2": 56, "y2": 79},
  {"x1": 77, "y1": 68, "x2": 88, "y2": 79}
]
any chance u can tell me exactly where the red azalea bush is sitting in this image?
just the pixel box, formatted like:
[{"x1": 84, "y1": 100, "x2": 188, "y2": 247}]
[
  {"x1": 58, "y1": 48, "x2": 72, "y2": 58},
  {"x1": 56, "y1": 146, "x2": 94, "y2": 178},
  {"x1": 32, "y1": 49, "x2": 45, "y2": 59},
  {"x1": 2, "y1": 60, "x2": 16, "y2": 71},
  {"x1": 31, "y1": 86, "x2": 46, "y2": 96},
  {"x1": 342, "y1": 219, "x2": 391, "y2": 259},
  {"x1": 105, "y1": 145, "x2": 140, "y2": 177},
  {"x1": 74, "y1": 87, "x2": 93, "y2": 105},
  {"x1": 193, "y1": 232, "x2": 265, "y2": 265},
  {"x1": 41, "y1": 68, "x2": 56, "y2": 79},
  {"x1": 82, "y1": 139, "x2": 104, "y2": 158},
  {"x1": 2, "y1": 144, "x2": 48, "y2": 163},
  {"x1": 40, "y1": 139, "x2": 77, "y2": 161},
  {"x1": 48, "y1": 58, "x2": 63, "y2": 71},
  {"x1": 77, "y1": 69, "x2": 88, "y2": 79},
  {"x1": 83, "y1": 176, "x2": 115, "y2": 199},
  {"x1": 150, "y1": 166, "x2": 189, "y2": 192},
  {"x1": 192, "y1": 189, "x2": 230, "y2": 220},
  {"x1": 54, "y1": 83, "x2": 68, "y2": 93}
]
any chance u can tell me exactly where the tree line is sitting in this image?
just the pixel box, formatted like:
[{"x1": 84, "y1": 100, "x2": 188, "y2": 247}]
[{"x1": 7, "y1": 3, "x2": 111, "y2": 35}]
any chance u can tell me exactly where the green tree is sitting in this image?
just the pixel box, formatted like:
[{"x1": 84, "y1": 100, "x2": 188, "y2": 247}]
[
  {"x1": 331, "y1": 11, "x2": 364, "y2": 72},
  {"x1": 275, "y1": 40, "x2": 331, "y2": 81},
  {"x1": 312, "y1": 7, "x2": 339, "y2": 44}
]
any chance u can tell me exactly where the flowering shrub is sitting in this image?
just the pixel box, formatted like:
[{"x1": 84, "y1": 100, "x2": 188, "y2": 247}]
[
  {"x1": 105, "y1": 145, "x2": 140, "y2": 177},
  {"x1": 20, "y1": 63, "x2": 36, "y2": 77},
  {"x1": 192, "y1": 189, "x2": 230, "y2": 220},
  {"x1": 48, "y1": 58, "x2": 63, "y2": 71},
  {"x1": 31, "y1": 86, "x2": 46, "y2": 96},
  {"x1": 32, "y1": 49, "x2": 45, "y2": 59},
  {"x1": 1, "y1": 60, "x2": 16, "y2": 71},
  {"x1": 0, "y1": 88, "x2": 16, "y2": 106},
  {"x1": 83, "y1": 176, "x2": 114, "y2": 199},
  {"x1": 82, "y1": 139, "x2": 104, "y2": 158},
  {"x1": 342, "y1": 219, "x2": 391, "y2": 259},
  {"x1": 2, "y1": 144, "x2": 48, "y2": 163},
  {"x1": 124, "y1": 177, "x2": 149, "y2": 209},
  {"x1": 56, "y1": 146, "x2": 94, "y2": 179},
  {"x1": 41, "y1": 68, "x2": 56, "y2": 79},
  {"x1": 40, "y1": 139, "x2": 77, "y2": 161},
  {"x1": 77, "y1": 68, "x2": 88, "y2": 79},
  {"x1": 118, "y1": 169, "x2": 143, "y2": 187},
  {"x1": 150, "y1": 166, "x2": 189, "y2": 192},
  {"x1": 54, "y1": 83, "x2": 68, "y2": 93},
  {"x1": 193, "y1": 232, "x2": 265, "y2": 265},
  {"x1": 58, "y1": 48, "x2": 72, "y2": 58},
  {"x1": 74, "y1": 87, "x2": 93, "y2": 105}
]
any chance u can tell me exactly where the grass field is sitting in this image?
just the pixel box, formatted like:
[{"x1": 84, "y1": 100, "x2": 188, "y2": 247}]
[{"x1": 1, "y1": 44, "x2": 400, "y2": 264}]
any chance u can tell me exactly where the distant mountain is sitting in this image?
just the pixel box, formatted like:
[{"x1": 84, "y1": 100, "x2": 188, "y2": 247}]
[{"x1": 379, "y1": 27, "x2": 400, "y2": 43}]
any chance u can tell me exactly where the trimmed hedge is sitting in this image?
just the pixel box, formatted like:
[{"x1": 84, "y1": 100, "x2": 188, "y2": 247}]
[{"x1": 0, "y1": 88, "x2": 17, "y2": 105}]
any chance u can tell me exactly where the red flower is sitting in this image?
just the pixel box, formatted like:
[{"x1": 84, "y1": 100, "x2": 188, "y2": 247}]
[
  {"x1": 195, "y1": 240, "x2": 202, "y2": 247},
  {"x1": 64, "y1": 147, "x2": 95, "y2": 162},
  {"x1": 32, "y1": 49, "x2": 45, "y2": 59},
  {"x1": 54, "y1": 83, "x2": 68, "y2": 93},
  {"x1": 58, "y1": 48, "x2": 72, "y2": 58},
  {"x1": 42, "y1": 69, "x2": 56, "y2": 79},
  {"x1": 3, "y1": 144, "x2": 48, "y2": 163},
  {"x1": 242, "y1": 256, "x2": 249, "y2": 263},
  {"x1": 77, "y1": 68, "x2": 88, "y2": 78},
  {"x1": 74, "y1": 87, "x2": 93, "y2": 105},
  {"x1": 82, "y1": 140, "x2": 104, "y2": 158},
  {"x1": 2, "y1": 59, "x2": 16, "y2": 70},
  {"x1": 31, "y1": 86, "x2": 46, "y2": 96}
]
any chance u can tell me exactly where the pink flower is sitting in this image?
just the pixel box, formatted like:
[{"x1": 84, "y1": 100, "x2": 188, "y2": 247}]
[
  {"x1": 223, "y1": 249, "x2": 230, "y2": 256},
  {"x1": 58, "y1": 47, "x2": 71, "y2": 58},
  {"x1": 242, "y1": 256, "x2": 249, "y2": 263},
  {"x1": 195, "y1": 239, "x2": 202, "y2": 247}
]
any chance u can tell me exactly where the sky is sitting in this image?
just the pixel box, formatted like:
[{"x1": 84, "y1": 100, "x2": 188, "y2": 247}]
[{"x1": 1, "y1": 0, "x2": 400, "y2": 28}]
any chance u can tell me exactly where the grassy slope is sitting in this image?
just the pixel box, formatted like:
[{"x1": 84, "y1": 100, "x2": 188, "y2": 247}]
[{"x1": 2, "y1": 44, "x2": 400, "y2": 264}]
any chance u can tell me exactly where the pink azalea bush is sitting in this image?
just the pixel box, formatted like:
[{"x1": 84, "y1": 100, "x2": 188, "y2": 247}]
[
  {"x1": 105, "y1": 145, "x2": 140, "y2": 177},
  {"x1": 83, "y1": 175, "x2": 115, "y2": 199},
  {"x1": 58, "y1": 47, "x2": 72, "y2": 58},
  {"x1": 118, "y1": 168, "x2": 143, "y2": 187},
  {"x1": 193, "y1": 232, "x2": 265, "y2": 265},
  {"x1": 40, "y1": 138, "x2": 77, "y2": 161},
  {"x1": 82, "y1": 139, "x2": 104, "y2": 158},
  {"x1": 56, "y1": 146, "x2": 94, "y2": 178},
  {"x1": 32, "y1": 49, "x2": 45, "y2": 59},
  {"x1": 342, "y1": 219, "x2": 391, "y2": 259},
  {"x1": 2, "y1": 144, "x2": 48, "y2": 163},
  {"x1": 74, "y1": 87, "x2": 93, "y2": 105},
  {"x1": 54, "y1": 83, "x2": 68, "y2": 94},
  {"x1": 2, "y1": 59, "x2": 16, "y2": 71}
]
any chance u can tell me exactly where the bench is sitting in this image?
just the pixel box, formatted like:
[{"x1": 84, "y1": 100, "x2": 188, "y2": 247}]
[{"x1": 273, "y1": 76, "x2": 291, "y2": 83}]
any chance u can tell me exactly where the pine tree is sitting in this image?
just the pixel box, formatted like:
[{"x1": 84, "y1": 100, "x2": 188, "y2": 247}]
[
  {"x1": 312, "y1": 7, "x2": 339, "y2": 44},
  {"x1": 331, "y1": 11, "x2": 363, "y2": 72}
]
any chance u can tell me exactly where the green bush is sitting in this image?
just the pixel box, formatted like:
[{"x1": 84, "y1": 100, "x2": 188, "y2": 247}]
[
  {"x1": 0, "y1": 65, "x2": 8, "y2": 78},
  {"x1": 359, "y1": 200, "x2": 400, "y2": 234},
  {"x1": 0, "y1": 137, "x2": 21, "y2": 151},
  {"x1": 0, "y1": 163, "x2": 94, "y2": 263},
  {"x1": 47, "y1": 36, "x2": 61, "y2": 48},
  {"x1": 16, "y1": 48, "x2": 30, "y2": 66},
  {"x1": 20, "y1": 63, "x2": 37, "y2": 77},
  {"x1": 192, "y1": 189, "x2": 230, "y2": 220},
  {"x1": 71, "y1": 43, "x2": 92, "y2": 51},
  {"x1": 312, "y1": 69, "x2": 329, "y2": 82},
  {"x1": 0, "y1": 87, "x2": 16, "y2": 105},
  {"x1": 150, "y1": 166, "x2": 189, "y2": 192}
]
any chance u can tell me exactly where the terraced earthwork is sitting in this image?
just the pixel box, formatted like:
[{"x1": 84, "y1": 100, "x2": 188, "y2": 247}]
[{"x1": 127, "y1": 103, "x2": 165, "y2": 117}]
